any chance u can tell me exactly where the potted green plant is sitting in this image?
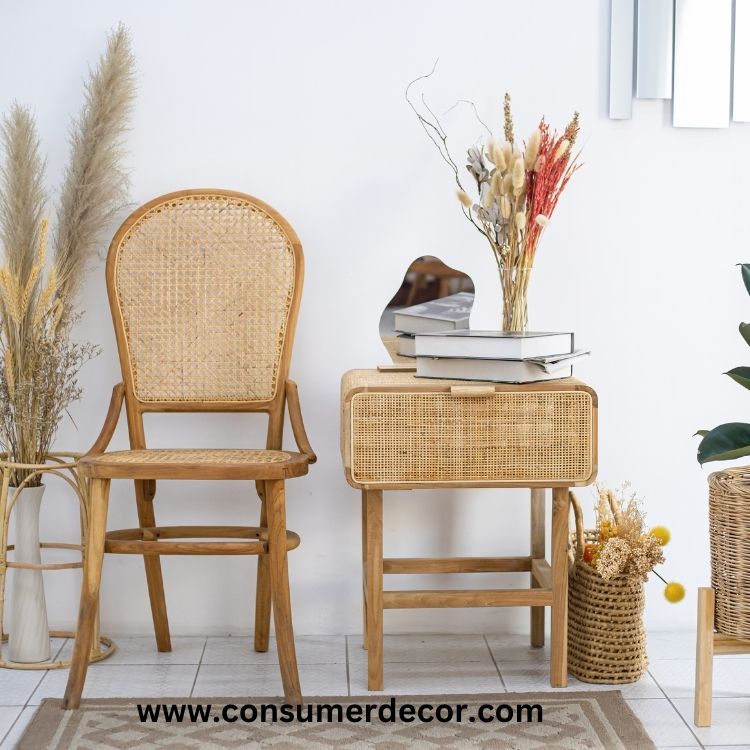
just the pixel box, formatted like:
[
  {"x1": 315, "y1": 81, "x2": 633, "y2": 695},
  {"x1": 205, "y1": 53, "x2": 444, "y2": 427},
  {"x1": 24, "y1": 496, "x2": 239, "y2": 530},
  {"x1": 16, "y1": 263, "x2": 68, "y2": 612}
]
[
  {"x1": 0, "y1": 25, "x2": 134, "y2": 663},
  {"x1": 695, "y1": 264, "x2": 750, "y2": 640}
]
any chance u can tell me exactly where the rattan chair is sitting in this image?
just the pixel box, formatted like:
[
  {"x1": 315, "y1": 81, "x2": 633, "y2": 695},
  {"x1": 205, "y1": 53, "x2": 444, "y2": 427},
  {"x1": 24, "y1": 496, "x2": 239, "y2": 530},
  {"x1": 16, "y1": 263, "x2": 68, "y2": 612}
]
[{"x1": 62, "y1": 189, "x2": 316, "y2": 708}]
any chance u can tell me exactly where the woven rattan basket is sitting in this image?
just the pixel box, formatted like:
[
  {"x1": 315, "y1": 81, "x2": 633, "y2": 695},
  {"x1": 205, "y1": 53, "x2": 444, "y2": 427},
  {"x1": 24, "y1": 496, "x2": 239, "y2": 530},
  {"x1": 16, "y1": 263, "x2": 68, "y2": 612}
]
[
  {"x1": 567, "y1": 492, "x2": 648, "y2": 684},
  {"x1": 708, "y1": 468, "x2": 750, "y2": 640}
]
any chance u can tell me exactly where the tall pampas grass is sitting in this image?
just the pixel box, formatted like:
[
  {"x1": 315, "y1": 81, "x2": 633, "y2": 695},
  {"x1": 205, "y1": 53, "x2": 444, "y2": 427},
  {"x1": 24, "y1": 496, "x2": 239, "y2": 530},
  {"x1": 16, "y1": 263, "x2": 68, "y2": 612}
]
[
  {"x1": 0, "y1": 25, "x2": 134, "y2": 484},
  {"x1": 54, "y1": 23, "x2": 135, "y2": 313}
]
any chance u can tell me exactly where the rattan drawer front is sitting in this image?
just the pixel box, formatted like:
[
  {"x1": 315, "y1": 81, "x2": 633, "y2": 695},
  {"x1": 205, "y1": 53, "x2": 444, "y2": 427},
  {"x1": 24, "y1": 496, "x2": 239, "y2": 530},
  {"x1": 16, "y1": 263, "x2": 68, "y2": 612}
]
[{"x1": 349, "y1": 390, "x2": 594, "y2": 486}]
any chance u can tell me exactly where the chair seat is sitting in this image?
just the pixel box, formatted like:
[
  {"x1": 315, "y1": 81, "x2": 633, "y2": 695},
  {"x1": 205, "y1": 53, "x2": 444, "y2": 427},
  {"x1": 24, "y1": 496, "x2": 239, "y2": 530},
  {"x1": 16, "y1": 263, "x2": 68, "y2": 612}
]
[{"x1": 79, "y1": 448, "x2": 309, "y2": 480}]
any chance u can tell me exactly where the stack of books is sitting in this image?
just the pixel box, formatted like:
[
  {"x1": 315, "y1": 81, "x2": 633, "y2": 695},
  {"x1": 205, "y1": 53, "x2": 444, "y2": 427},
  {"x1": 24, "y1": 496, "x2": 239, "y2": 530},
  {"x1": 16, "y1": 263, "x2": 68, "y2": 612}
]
[
  {"x1": 392, "y1": 295, "x2": 588, "y2": 383},
  {"x1": 394, "y1": 292, "x2": 473, "y2": 357}
]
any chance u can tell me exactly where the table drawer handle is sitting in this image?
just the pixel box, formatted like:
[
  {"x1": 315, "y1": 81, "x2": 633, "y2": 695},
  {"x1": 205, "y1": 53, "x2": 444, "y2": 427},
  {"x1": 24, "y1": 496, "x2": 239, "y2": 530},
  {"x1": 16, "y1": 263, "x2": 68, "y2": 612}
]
[{"x1": 449, "y1": 385, "x2": 496, "y2": 398}]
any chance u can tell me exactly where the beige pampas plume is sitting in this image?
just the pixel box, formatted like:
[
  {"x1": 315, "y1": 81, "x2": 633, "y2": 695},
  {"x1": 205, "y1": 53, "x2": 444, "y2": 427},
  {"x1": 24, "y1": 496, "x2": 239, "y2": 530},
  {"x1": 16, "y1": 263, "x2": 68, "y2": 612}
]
[
  {"x1": 457, "y1": 189, "x2": 473, "y2": 208},
  {"x1": 516, "y1": 212, "x2": 527, "y2": 231},
  {"x1": 490, "y1": 139, "x2": 507, "y2": 170},
  {"x1": 0, "y1": 105, "x2": 46, "y2": 286},
  {"x1": 535, "y1": 214, "x2": 550, "y2": 228},
  {"x1": 554, "y1": 138, "x2": 570, "y2": 162},
  {"x1": 524, "y1": 129, "x2": 540, "y2": 169},
  {"x1": 53, "y1": 23, "x2": 135, "y2": 318}
]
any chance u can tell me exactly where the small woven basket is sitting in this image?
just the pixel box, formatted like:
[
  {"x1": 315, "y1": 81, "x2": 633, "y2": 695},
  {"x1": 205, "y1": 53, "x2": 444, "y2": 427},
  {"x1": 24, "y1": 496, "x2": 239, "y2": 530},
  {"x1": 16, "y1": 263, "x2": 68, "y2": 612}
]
[
  {"x1": 567, "y1": 491, "x2": 648, "y2": 684},
  {"x1": 708, "y1": 468, "x2": 750, "y2": 640}
]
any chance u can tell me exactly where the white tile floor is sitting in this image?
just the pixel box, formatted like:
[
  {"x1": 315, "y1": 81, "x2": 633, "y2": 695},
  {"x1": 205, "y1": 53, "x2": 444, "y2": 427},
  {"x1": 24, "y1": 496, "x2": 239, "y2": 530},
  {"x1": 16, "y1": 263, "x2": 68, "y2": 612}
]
[{"x1": 1, "y1": 630, "x2": 748, "y2": 749}]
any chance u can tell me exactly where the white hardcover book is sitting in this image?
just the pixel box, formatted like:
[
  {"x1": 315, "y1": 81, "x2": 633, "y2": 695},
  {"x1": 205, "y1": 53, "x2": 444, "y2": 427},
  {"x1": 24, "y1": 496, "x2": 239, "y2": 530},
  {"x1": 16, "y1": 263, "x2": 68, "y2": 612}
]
[
  {"x1": 415, "y1": 356, "x2": 574, "y2": 383},
  {"x1": 393, "y1": 292, "x2": 473, "y2": 334},
  {"x1": 397, "y1": 334, "x2": 416, "y2": 357},
  {"x1": 415, "y1": 330, "x2": 574, "y2": 359}
]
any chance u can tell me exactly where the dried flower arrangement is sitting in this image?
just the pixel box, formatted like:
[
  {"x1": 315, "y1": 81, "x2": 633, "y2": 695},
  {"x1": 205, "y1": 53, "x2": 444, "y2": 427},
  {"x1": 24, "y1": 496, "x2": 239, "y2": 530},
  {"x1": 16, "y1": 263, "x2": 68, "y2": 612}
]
[
  {"x1": 583, "y1": 482, "x2": 685, "y2": 603},
  {"x1": 0, "y1": 25, "x2": 135, "y2": 486},
  {"x1": 407, "y1": 68, "x2": 581, "y2": 331}
]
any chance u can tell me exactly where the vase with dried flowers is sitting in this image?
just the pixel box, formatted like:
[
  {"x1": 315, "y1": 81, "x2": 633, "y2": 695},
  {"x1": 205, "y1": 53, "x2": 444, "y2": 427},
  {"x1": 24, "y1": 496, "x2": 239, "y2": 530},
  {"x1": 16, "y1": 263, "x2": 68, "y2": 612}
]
[
  {"x1": 0, "y1": 25, "x2": 134, "y2": 662},
  {"x1": 408, "y1": 74, "x2": 581, "y2": 332}
]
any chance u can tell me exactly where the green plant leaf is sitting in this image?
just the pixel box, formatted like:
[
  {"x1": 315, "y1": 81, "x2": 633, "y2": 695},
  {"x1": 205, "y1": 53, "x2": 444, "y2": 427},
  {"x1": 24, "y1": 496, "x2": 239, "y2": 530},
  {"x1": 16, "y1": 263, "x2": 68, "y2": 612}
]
[
  {"x1": 726, "y1": 367, "x2": 750, "y2": 390},
  {"x1": 740, "y1": 264, "x2": 750, "y2": 296},
  {"x1": 740, "y1": 323, "x2": 750, "y2": 347},
  {"x1": 695, "y1": 430, "x2": 710, "y2": 437},
  {"x1": 697, "y1": 422, "x2": 750, "y2": 464}
]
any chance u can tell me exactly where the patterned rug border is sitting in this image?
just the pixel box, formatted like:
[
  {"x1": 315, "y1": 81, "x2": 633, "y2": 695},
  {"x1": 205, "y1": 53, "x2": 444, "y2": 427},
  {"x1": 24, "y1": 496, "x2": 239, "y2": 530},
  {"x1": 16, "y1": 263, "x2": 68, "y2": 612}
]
[{"x1": 19, "y1": 691, "x2": 656, "y2": 750}]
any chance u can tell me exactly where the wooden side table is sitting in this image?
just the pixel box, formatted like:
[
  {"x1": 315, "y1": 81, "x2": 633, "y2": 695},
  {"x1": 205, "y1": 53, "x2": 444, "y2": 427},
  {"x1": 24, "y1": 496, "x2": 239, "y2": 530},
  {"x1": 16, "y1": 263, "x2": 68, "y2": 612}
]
[{"x1": 341, "y1": 368, "x2": 598, "y2": 690}]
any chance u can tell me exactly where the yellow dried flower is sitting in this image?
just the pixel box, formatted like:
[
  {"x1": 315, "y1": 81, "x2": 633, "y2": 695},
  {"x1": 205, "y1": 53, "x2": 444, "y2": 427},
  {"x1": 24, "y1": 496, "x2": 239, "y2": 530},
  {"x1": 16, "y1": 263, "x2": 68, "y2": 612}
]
[
  {"x1": 664, "y1": 582, "x2": 685, "y2": 603},
  {"x1": 650, "y1": 526, "x2": 670, "y2": 546}
]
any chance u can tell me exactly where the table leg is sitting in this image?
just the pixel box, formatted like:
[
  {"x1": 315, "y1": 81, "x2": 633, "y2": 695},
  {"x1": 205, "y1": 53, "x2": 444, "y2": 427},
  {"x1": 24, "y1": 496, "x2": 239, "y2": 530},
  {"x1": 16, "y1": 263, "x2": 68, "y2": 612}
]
[
  {"x1": 551, "y1": 487, "x2": 569, "y2": 687},
  {"x1": 364, "y1": 489, "x2": 383, "y2": 690},
  {"x1": 530, "y1": 488, "x2": 546, "y2": 648},
  {"x1": 694, "y1": 587, "x2": 715, "y2": 726},
  {"x1": 361, "y1": 491, "x2": 369, "y2": 650}
]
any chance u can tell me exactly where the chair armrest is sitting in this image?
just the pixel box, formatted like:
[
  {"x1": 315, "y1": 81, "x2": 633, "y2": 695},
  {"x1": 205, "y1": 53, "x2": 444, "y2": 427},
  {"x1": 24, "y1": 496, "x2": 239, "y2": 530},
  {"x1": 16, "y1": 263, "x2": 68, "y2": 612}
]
[
  {"x1": 85, "y1": 383, "x2": 125, "y2": 457},
  {"x1": 285, "y1": 380, "x2": 317, "y2": 464}
]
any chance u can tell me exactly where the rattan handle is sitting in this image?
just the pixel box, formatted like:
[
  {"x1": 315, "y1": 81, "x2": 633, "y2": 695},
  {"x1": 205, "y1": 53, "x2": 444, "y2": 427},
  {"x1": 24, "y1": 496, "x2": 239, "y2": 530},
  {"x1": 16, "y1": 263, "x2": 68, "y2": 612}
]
[
  {"x1": 569, "y1": 490, "x2": 586, "y2": 563},
  {"x1": 449, "y1": 385, "x2": 496, "y2": 398}
]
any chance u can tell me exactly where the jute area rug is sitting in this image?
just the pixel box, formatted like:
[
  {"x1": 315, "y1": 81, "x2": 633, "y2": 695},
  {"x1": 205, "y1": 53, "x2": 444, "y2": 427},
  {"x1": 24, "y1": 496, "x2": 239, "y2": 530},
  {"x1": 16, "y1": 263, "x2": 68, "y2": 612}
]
[{"x1": 18, "y1": 692, "x2": 655, "y2": 749}]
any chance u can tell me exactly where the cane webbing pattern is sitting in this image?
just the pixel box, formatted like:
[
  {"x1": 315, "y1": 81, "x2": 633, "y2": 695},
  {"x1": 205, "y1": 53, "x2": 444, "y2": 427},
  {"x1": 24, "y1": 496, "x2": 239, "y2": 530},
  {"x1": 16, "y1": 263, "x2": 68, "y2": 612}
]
[
  {"x1": 114, "y1": 194, "x2": 296, "y2": 403},
  {"x1": 349, "y1": 390, "x2": 593, "y2": 484},
  {"x1": 709, "y1": 468, "x2": 750, "y2": 640},
  {"x1": 93, "y1": 449, "x2": 291, "y2": 465}
]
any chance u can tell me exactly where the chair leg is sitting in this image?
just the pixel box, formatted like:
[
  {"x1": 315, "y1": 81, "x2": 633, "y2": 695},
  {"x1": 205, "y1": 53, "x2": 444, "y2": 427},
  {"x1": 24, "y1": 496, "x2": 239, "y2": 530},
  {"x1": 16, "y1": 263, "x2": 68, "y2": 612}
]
[
  {"x1": 694, "y1": 587, "x2": 715, "y2": 726},
  {"x1": 254, "y1": 480, "x2": 272, "y2": 653},
  {"x1": 135, "y1": 479, "x2": 171, "y2": 652},
  {"x1": 265, "y1": 479, "x2": 301, "y2": 704},
  {"x1": 550, "y1": 487, "x2": 569, "y2": 688},
  {"x1": 530, "y1": 488, "x2": 546, "y2": 648},
  {"x1": 63, "y1": 478, "x2": 111, "y2": 709}
]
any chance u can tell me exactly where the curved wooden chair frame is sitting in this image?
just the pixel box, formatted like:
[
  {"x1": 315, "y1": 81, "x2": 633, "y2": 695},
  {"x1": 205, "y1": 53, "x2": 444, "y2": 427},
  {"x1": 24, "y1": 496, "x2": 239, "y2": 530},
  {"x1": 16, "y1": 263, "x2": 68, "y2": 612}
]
[{"x1": 63, "y1": 189, "x2": 315, "y2": 708}]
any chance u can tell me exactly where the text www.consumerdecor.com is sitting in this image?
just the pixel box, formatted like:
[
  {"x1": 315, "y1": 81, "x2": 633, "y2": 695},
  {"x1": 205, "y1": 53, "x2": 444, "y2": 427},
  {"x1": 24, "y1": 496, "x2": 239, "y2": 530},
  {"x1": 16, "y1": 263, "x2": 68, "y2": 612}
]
[{"x1": 136, "y1": 698, "x2": 543, "y2": 725}]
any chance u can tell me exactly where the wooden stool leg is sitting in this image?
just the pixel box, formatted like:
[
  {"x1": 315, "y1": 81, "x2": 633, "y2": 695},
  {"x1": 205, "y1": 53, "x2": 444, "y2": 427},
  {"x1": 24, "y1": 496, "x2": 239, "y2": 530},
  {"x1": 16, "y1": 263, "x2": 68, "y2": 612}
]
[
  {"x1": 530, "y1": 488, "x2": 546, "y2": 648},
  {"x1": 254, "y1": 480, "x2": 272, "y2": 653},
  {"x1": 266, "y1": 479, "x2": 301, "y2": 704},
  {"x1": 63, "y1": 478, "x2": 111, "y2": 709},
  {"x1": 362, "y1": 490, "x2": 369, "y2": 650},
  {"x1": 365, "y1": 489, "x2": 383, "y2": 690},
  {"x1": 550, "y1": 487, "x2": 569, "y2": 688},
  {"x1": 135, "y1": 479, "x2": 171, "y2": 652},
  {"x1": 694, "y1": 587, "x2": 715, "y2": 726}
]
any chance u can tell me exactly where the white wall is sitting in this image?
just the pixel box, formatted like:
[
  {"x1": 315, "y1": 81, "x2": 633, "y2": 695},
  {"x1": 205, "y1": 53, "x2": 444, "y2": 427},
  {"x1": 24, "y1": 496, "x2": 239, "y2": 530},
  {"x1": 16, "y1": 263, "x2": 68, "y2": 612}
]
[{"x1": 1, "y1": 0, "x2": 746, "y2": 638}]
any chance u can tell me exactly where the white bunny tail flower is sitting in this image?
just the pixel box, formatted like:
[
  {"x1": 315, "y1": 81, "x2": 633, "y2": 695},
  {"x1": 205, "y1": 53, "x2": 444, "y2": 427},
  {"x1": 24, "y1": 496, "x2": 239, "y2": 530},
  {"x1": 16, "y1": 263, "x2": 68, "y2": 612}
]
[
  {"x1": 524, "y1": 129, "x2": 540, "y2": 169},
  {"x1": 457, "y1": 190, "x2": 473, "y2": 208},
  {"x1": 553, "y1": 139, "x2": 570, "y2": 162},
  {"x1": 500, "y1": 196, "x2": 511, "y2": 219},
  {"x1": 516, "y1": 212, "x2": 527, "y2": 230},
  {"x1": 512, "y1": 158, "x2": 525, "y2": 190},
  {"x1": 535, "y1": 214, "x2": 550, "y2": 228}
]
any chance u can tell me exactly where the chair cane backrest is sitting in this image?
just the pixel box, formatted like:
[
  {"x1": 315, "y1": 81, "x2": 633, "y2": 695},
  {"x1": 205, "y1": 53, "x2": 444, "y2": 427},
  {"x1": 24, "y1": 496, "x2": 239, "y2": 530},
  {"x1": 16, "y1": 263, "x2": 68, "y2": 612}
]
[{"x1": 107, "y1": 190, "x2": 303, "y2": 411}]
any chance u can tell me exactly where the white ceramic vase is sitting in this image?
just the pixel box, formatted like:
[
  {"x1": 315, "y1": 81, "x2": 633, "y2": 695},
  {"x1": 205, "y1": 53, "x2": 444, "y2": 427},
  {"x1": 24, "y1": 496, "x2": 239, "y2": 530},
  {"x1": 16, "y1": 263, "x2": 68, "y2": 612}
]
[{"x1": 8, "y1": 485, "x2": 50, "y2": 663}]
